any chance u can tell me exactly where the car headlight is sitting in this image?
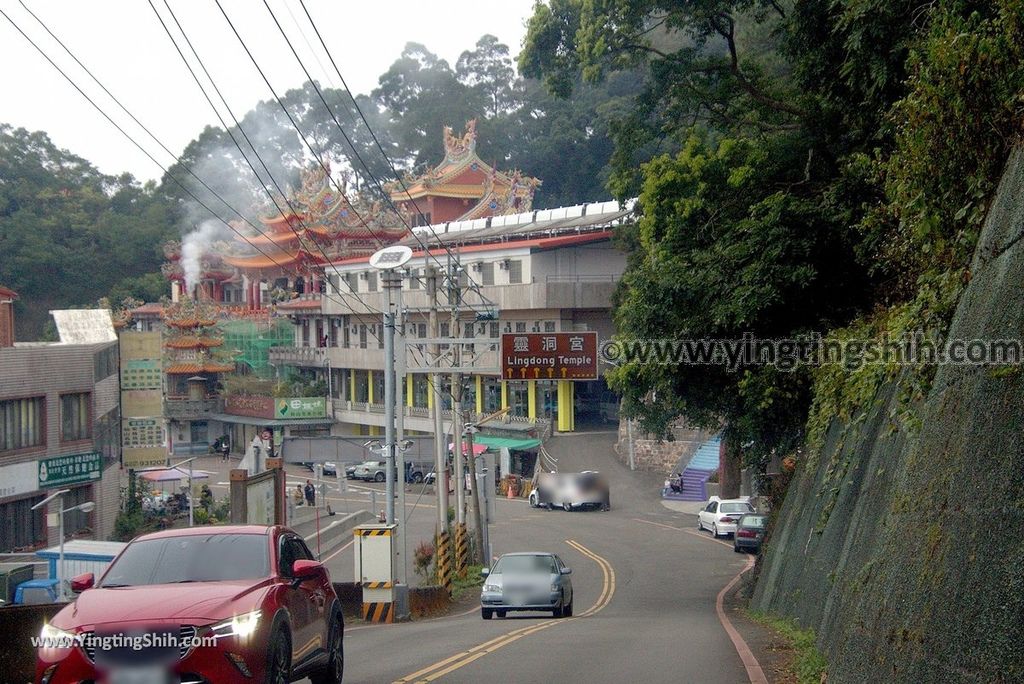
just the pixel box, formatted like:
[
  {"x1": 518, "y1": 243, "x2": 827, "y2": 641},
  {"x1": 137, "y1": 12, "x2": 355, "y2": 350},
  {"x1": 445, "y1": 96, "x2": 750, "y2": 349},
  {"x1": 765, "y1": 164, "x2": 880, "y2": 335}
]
[
  {"x1": 39, "y1": 622, "x2": 78, "y2": 648},
  {"x1": 483, "y1": 584, "x2": 501, "y2": 593},
  {"x1": 211, "y1": 610, "x2": 262, "y2": 639}
]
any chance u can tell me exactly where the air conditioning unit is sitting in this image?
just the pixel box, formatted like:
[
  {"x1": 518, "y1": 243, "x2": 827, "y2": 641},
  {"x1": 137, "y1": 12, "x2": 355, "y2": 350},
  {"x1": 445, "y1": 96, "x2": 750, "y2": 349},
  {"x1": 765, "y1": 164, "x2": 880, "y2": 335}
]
[
  {"x1": 359, "y1": 272, "x2": 368, "y2": 280},
  {"x1": 499, "y1": 259, "x2": 511, "y2": 270},
  {"x1": 472, "y1": 262, "x2": 483, "y2": 272},
  {"x1": 531, "y1": 323, "x2": 540, "y2": 332}
]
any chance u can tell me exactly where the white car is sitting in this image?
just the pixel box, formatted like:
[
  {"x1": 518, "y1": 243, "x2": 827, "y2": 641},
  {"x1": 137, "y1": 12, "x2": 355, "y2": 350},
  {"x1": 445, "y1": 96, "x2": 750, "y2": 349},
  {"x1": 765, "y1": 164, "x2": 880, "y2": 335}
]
[{"x1": 697, "y1": 497, "x2": 755, "y2": 538}]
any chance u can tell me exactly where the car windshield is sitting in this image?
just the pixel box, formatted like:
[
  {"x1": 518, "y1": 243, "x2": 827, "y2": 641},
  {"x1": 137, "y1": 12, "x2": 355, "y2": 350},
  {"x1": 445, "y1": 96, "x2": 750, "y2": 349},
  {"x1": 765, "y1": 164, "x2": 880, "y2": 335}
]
[
  {"x1": 100, "y1": 534, "x2": 269, "y2": 587},
  {"x1": 741, "y1": 515, "x2": 767, "y2": 527},
  {"x1": 721, "y1": 503, "x2": 754, "y2": 513},
  {"x1": 491, "y1": 555, "x2": 557, "y2": 575}
]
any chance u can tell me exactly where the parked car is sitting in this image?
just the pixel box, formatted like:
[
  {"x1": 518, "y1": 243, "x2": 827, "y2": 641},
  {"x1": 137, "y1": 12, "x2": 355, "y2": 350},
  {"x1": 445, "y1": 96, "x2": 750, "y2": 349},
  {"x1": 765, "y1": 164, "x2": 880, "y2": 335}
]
[
  {"x1": 734, "y1": 513, "x2": 767, "y2": 553},
  {"x1": 480, "y1": 552, "x2": 574, "y2": 619},
  {"x1": 344, "y1": 463, "x2": 359, "y2": 479},
  {"x1": 529, "y1": 471, "x2": 610, "y2": 511},
  {"x1": 423, "y1": 470, "x2": 436, "y2": 485},
  {"x1": 35, "y1": 525, "x2": 343, "y2": 684},
  {"x1": 352, "y1": 460, "x2": 388, "y2": 482},
  {"x1": 697, "y1": 497, "x2": 755, "y2": 538}
]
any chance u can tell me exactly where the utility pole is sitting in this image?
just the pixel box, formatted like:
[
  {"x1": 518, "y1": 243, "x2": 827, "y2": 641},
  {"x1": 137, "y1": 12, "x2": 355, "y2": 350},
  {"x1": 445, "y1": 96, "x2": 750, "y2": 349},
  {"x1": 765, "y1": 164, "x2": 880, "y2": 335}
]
[
  {"x1": 427, "y1": 266, "x2": 448, "y2": 529},
  {"x1": 449, "y1": 260, "x2": 465, "y2": 526},
  {"x1": 382, "y1": 276, "x2": 398, "y2": 526},
  {"x1": 463, "y1": 424, "x2": 485, "y2": 564},
  {"x1": 394, "y1": 275, "x2": 408, "y2": 586}
]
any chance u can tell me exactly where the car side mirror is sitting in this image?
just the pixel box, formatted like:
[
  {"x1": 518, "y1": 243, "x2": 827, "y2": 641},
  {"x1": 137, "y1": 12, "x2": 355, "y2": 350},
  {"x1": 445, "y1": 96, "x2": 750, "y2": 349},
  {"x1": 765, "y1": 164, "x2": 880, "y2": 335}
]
[
  {"x1": 71, "y1": 573, "x2": 94, "y2": 593},
  {"x1": 480, "y1": 568, "x2": 490, "y2": 578},
  {"x1": 560, "y1": 567, "x2": 572, "y2": 575},
  {"x1": 292, "y1": 559, "x2": 323, "y2": 580}
]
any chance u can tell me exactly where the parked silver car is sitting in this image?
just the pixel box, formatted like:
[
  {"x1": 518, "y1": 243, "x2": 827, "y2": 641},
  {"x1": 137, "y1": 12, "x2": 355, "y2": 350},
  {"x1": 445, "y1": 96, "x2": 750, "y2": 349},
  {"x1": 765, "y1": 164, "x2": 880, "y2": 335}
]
[{"x1": 480, "y1": 552, "x2": 574, "y2": 619}]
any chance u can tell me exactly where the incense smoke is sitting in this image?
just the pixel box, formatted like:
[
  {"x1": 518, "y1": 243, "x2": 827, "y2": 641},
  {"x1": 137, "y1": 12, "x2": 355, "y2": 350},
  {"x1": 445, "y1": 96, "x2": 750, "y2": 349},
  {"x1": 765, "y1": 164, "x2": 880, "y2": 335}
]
[{"x1": 180, "y1": 220, "x2": 224, "y2": 296}]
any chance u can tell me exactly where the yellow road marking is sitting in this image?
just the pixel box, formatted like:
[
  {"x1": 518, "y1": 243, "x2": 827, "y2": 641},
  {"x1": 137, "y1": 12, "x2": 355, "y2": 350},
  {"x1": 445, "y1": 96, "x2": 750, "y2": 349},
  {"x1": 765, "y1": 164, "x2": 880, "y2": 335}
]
[{"x1": 393, "y1": 540, "x2": 615, "y2": 683}]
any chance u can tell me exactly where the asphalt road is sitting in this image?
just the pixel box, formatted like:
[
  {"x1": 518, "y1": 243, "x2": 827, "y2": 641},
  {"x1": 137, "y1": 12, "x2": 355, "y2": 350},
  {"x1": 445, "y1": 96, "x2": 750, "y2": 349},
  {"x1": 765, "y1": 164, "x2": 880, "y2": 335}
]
[{"x1": 323, "y1": 431, "x2": 755, "y2": 684}]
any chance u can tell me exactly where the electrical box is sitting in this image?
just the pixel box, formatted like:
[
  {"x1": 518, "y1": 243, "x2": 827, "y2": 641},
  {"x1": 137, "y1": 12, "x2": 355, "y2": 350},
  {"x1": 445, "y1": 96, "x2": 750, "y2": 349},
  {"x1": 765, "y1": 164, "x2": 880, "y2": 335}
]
[{"x1": 353, "y1": 523, "x2": 396, "y2": 585}]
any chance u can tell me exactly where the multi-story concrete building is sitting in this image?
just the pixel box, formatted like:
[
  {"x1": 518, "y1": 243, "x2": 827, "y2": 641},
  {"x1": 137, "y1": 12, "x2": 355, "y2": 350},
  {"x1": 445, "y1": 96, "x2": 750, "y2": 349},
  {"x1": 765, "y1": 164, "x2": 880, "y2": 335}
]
[
  {"x1": 0, "y1": 288, "x2": 121, "y2": 552},
  {"x1": 269, "y1": 201, "x2": 633, "y2": 441}
]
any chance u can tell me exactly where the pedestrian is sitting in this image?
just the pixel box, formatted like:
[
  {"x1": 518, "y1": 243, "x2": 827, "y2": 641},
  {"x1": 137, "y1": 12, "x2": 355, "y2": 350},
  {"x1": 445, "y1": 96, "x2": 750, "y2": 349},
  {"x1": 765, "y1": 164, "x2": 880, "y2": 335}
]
[
  {"x1": 200, "y1": 484, "x2": 214, "y2": 513},
  {"x1": 220, "y1": 436, "x2": 230, "y2": 462},
  {"x1": 293, "y1": 484, "x2": 304, "y2": 507},
  {"x1": 304, "y1": 479, "x2": 316, "y2": 507}
]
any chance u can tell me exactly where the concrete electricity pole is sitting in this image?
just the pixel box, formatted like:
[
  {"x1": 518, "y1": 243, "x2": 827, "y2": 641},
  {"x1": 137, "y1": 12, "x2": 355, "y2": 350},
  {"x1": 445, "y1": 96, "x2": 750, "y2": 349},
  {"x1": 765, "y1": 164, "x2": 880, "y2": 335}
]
[
  {"x1": 463, "y1": 424, "x2": 485, "y2": 563},
  {"x1": 427, "y1": 266, "x2": 448, "y2": 530},
  {"x1": 449, "y1": 260, "x2": 465, "y2": 526}
]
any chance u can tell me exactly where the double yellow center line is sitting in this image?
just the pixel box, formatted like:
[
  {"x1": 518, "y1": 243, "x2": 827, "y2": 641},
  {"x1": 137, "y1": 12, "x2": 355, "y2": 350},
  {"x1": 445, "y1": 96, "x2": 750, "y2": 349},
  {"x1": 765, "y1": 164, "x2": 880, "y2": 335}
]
[{"x1": 393, "y1": 539, "x2": 616, "y2": 683}]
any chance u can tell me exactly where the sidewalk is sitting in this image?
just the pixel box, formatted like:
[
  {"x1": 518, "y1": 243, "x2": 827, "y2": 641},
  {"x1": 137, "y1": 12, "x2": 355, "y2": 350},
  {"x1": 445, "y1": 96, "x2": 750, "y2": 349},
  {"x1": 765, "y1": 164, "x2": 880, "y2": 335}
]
[{"x1": 660, "y1": 499, "x2": 704, "y2": 515}]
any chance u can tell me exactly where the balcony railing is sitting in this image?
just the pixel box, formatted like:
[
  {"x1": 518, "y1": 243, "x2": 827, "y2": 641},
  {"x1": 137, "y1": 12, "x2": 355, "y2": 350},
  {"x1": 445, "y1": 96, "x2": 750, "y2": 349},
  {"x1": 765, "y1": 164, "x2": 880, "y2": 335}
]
[
  {"x1": 164, "y1": 397, "x2": 224, "y2": 419},
  {"x1": 329, "y1": 400, "x2": 535, "y2": 426},
  {"x1": 269, "y1": 346, "x2": 327, "y2": 366}
]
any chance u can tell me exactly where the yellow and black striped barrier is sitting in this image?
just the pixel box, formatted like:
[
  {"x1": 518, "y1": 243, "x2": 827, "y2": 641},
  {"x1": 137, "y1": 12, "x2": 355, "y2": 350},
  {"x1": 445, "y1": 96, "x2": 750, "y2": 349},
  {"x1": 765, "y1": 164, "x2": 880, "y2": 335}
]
[
  {"x1": 361, "y1": 601, "x2": 394, "y2": 623},
  {"x1": 454, "y1": 522, "x2": 469, "y2": 578},
  {"x1": 362, "y1": 581, "x2": 393, "y2": 590},
  {"x1": 436, "y1": 529, "x2": 453, "y2": 594},
  {"x1": 358, "y1": 528, "x2": 392, "y2": 537}
]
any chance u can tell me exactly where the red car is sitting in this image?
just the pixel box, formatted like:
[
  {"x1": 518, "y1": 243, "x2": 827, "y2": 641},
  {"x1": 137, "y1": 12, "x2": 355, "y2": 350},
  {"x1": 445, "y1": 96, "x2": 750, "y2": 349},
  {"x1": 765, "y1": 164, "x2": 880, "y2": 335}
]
[{"x1": 35, "y1": 525, "x2": 343, "y2": 684}]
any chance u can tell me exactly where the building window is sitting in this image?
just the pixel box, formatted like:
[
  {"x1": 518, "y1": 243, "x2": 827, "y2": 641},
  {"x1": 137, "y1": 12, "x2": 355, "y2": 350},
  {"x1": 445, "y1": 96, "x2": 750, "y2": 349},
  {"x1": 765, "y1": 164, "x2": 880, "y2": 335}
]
[
  {"x1": 458, "y1": 268, "x2": 468, "y2": 287},
  {"x1": 490, "y1": 322, "x2": 499, "y2": 338},
  {"x1": 508, "y1": 260, "x2": 523, "y2": 284},
  {"x1": 483, "y1": 377, "x2": 502, "y2": 413},
  {"x1": 346, "y1": 274, "x2": 358, "y2": 292},
  {"x1": 408, "y1": 269, "x2": 421, "y2": 289},
  {"x1": 63, "y1": 485, "x2": 94, "y2": 538},
  {"x1": 413, "y1": 375, "x2": 429, "y2": 408},
  {"x1": 481, "y1": 262, "x2": 495, "y2": 286},
  {"x1": 328, "y1": 274, "x2": 339, "y2": 294},
  {"x1": 359, "y1": 325, "x2": 367, "y2": 349},
  {"x1": 544, "y1": 321, "x2": 557, "y2": 332},
  {"x1": 301, "y1": 320, "x2": 310, "y2": 347},
  {"x1": 0, "y1": 494, "x2": 46, "y2": 552},
  {"x1": 329, "y1": 319, "x2": 339, "y2": 347},
  {"x1": 515, "y1": 322, "x2": 527, "y2": 333},
  {"x1": 0, "y1": 397, "x2": 45, "y2": 452},
  {"x1": 61, "y1": 393, "x2": 91, "y2": 442},
  {"x1": 343, "y1": 317, "x2": 351, "y2": 348},
  {"x1": 365, "y1": 272, "x2": 378, "y2": 292},
  {"x1": 418, "y1": 323, "x2": 427, "y2": 338},
  {"x1": 93, "y1": 344, "x2": 118, "y2": 382}
]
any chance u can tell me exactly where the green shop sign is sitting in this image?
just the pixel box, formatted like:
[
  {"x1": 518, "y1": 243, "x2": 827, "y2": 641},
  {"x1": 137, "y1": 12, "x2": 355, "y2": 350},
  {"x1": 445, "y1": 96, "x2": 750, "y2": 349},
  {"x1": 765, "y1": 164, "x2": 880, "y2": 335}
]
[
  {"x1": 39, "y1": 452, "x2": 102, "y2": 489},
  {"x1": 275, "y1": 397, "x2": 326, "y2": 419}
]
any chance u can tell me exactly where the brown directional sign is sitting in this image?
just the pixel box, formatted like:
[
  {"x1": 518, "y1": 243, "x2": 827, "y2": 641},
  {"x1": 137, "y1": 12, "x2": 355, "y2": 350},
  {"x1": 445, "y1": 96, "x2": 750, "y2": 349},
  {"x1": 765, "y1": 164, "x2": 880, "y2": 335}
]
[{"x1": 501, "y1": 332, "x2": 599, "y2": 381}]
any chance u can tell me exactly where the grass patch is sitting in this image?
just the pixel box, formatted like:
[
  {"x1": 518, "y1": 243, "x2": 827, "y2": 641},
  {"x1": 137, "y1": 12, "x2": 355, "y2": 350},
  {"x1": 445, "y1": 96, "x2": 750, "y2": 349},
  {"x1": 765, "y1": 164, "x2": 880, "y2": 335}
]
[
  {"x1": 451, "y1": 564, "x2": 485, "y2": 600},
  {"x1": 747, "y1": 611, "x2": 828, "y2": 684}
]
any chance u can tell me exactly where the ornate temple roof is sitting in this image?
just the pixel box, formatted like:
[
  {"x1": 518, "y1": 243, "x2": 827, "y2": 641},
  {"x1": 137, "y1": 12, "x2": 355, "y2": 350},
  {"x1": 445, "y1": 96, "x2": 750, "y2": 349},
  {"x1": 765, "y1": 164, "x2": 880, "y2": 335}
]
[{"x1": 388, "y1": 120, "x2": 540, "y2": 220}]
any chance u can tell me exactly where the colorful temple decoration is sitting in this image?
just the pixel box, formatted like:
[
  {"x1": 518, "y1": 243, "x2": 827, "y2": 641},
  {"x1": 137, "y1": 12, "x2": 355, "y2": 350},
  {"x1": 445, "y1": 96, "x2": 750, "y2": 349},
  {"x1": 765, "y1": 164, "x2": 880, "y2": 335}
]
[
  {"x1": 160, "y1": 119, "x2": 542, "y2": 310},
  {"x1": 162, "y1": 299, "x2": 234, "y2": 383},
  {"x1": 389, "y1": 119, "x2": 541, "y2": 225}
]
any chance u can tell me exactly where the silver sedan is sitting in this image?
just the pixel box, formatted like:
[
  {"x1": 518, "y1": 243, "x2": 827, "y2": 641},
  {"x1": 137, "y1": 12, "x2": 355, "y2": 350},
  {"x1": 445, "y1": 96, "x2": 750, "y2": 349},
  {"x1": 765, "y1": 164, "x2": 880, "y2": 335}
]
[{"x1": 480, "y1": 552, "x2": 574, "y2": 619}]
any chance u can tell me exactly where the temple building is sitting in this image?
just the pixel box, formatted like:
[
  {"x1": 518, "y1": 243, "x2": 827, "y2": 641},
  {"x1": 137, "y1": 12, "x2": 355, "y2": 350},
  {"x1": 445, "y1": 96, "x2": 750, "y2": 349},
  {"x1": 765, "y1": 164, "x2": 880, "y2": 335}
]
[{"x1": 389, "y1": 120, "x2": 540, "y2": 226}]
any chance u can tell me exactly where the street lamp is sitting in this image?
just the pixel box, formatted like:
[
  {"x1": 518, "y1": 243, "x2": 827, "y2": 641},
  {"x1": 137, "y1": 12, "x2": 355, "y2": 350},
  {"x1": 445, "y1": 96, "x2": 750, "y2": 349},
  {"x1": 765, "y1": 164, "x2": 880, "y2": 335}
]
[{"x1": 32, "y1": 491, "x2": 96, "y2": 601}]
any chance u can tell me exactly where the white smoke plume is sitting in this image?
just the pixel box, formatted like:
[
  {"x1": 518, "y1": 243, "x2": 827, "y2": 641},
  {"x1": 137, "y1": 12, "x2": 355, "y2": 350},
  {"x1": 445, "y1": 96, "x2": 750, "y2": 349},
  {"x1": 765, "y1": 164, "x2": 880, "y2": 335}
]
[{"x1": 180, "y1": 220, "x2": 225, "y2": 296}]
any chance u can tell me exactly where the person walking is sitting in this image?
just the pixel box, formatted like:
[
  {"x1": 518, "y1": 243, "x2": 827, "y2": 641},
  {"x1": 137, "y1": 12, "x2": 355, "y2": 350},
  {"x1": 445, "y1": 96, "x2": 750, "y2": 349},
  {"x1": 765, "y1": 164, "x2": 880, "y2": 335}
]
[
  {"x1": 304, "y1": 479, "x2": 316, "y2": 507},
  {"x1": 220, "y1": 436, "x2": 230, "y2": 462}
]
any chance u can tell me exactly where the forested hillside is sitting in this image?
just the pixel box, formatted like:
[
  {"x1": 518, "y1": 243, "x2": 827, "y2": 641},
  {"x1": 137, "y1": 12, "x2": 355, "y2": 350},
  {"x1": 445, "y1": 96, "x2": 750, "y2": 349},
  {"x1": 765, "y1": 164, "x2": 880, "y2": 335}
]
[
  {"x1": 521, "y1": 0, "x2": 1024, "y2": 474},
  {"x1": 1, "y1": 34, "x2": 643, "y2": 339}
]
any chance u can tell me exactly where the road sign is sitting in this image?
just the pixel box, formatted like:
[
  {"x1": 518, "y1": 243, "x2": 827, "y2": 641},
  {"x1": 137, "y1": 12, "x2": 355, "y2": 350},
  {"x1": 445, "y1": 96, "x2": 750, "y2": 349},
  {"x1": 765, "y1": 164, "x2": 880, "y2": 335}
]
[
  {"x1": 369, "y1": 245, "x2": 413, "y2": 271},
  {"x1": 501, "y1": 332, "x2": 599, "y2": 381}
]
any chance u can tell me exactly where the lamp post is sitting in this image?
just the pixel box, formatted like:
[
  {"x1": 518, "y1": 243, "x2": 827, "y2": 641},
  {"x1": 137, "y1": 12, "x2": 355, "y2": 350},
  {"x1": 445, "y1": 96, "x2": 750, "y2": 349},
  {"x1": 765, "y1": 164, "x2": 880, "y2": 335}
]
[{"x1": 32, "y1": 490, "x2": 96, "y2": 601}]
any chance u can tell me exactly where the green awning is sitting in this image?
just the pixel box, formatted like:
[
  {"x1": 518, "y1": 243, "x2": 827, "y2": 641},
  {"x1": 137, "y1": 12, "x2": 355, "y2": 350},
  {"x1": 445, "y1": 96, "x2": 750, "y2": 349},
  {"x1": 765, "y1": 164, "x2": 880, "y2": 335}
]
[{"x1": 473, "y1": 435, "x2": 541, "y2": 451}]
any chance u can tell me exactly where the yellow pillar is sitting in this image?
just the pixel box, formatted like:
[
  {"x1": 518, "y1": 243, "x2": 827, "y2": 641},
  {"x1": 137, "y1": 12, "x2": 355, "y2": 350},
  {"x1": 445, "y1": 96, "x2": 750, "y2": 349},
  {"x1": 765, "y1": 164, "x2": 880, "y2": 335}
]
[
  {"x1": 367, "y1": 371, "x2": 374, "y2": 404},
  {"x1": 349, "y1": 369, "x2": 355, "y2": 402},
  {"x1": 527, "y1": 380, "x2": 537, "y2": 420},
  {"x1": 407, "y1": 374, "x2": 414, "y2": 406},
  {"x1": 557, "y1": 380, "x2": 574, "y2": 432},
  {"x1": 500, "y1": 381, "x2": 508, "y2": 410},
  {"x1": 427, "y1": 376, "x2": 434, "y2": 410},
  {"x1": 475, "y1": 376, "x2": 483, "y2": 415}
]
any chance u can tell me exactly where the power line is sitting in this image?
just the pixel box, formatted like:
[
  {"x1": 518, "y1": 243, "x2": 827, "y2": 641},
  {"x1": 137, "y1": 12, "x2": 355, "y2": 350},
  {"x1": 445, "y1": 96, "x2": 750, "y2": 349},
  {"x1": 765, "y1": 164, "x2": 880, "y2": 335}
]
[
  {"x1": 2, "y1": 4, "x2": 389, "y2": 354},
  {"x1": 151, "y1": 0, "x2": 387, "y2": 323},
  {"x1": 295, "y1": 0, "x2": 499, "y2": 313}
]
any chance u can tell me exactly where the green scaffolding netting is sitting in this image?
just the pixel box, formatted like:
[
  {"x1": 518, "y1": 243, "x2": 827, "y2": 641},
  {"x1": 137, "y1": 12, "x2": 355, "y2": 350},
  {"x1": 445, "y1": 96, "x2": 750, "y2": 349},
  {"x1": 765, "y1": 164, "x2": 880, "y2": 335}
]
[{"x1": 218, "y1": 317, "x2": 294, "y2": 379}]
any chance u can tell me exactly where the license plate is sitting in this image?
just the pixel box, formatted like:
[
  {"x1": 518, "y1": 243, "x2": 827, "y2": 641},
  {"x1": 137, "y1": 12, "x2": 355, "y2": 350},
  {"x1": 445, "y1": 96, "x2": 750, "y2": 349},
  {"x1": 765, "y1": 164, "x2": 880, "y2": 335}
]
[
  {"x1": 508, "y1": 593, "x2": 526, "y2": 606},
  {"x1": 106, "y1": 667, "x2": 171, "y2": 684}
]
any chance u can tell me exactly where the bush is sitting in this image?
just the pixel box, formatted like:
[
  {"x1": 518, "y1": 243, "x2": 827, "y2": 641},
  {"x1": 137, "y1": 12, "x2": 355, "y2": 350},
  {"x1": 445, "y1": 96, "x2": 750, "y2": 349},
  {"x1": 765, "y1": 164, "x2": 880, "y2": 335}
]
[
  {"x1": 413, "y1": 540, "x2": 435, "y2": 579},
  {"x1": 112, "y1": 509, "x2": 150, "y2": 542}
]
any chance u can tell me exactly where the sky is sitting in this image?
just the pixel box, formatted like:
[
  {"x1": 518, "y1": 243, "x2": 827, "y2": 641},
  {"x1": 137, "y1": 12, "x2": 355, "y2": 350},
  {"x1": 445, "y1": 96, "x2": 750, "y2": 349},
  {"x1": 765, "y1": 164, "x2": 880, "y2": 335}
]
[{"x1": 0, "y1": 0, "x2": 537, "y2": 182}]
